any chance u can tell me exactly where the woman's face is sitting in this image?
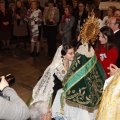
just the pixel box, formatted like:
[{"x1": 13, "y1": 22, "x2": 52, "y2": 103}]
[
  {"x1": 99, "y1": 32, "x2": 108, "y2": 44},
  {"x1": 12, "y1": 4, "x2": 15, "y2": 10},
  {"x1": 85, "y1": 4, "x2": 89, "y2": 12},
  {"x1": 62, "y1": 0, "x2": 66, "y2": 4},
  {"x1": 78, "y1": 3, "x2": 84, "y2": 11},
  {"x1": 65, "y1": 48, "x2": 75, "y2": 61},
  {"x1": 0, "y1": 3, "x2": 5, "y2": 11},
  {"x1": 64, "y1": 8, "x2": 69, "y2": 15},
  {"x1": 107, "y1": 8, "x2": 113, "y2": 17},
  {"x1": 17, "y1": 1, "x2": 21, "y2": 8},
  {"x1": 90, "y1": 9, "x2": 95, "y2": 17},
  {"x1": 31, "y1": 2, "x2": 37, "y2": 10},
  {"x1": 73, "y1": 1, "x2": 77, "y2": 8},
  {"x1": 48, "y1": 3, "x2": 54, "y2": 9}
]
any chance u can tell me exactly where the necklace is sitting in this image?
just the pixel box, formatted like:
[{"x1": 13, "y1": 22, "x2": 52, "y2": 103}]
[{"x1": 63, "y1": 58, "x2": 69, "y2": 70}]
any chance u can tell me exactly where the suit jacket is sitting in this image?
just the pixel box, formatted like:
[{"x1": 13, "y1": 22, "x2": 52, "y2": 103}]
[
  {"x1": 59, "y1": 15, "x2": 75, "y2": 38},
  {"x1": 114, "y1": 30, "x2": 120, "y2": 67}
]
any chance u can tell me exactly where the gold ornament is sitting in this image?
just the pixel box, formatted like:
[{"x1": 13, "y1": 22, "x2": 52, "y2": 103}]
[{"x1": 80, "y1": 16, "x2": 100, "y2": 44}]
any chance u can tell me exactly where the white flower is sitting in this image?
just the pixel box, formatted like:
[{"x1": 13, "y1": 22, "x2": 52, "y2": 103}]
[{"x1": 65, "y1": 18, "x2": 70, "y2": 22}]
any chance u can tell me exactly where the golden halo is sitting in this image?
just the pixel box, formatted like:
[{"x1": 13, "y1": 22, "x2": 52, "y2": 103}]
[{"x1": 80, "y1": 16, "x2": 100, "y2": 44}]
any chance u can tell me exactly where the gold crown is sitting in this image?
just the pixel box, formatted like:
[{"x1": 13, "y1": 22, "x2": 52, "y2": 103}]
[{"x1": 80, "y1": 16, "x2": 100, "y2": 44}]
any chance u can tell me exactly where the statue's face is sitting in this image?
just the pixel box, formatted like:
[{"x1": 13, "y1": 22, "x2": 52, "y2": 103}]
[{"x1": 65, "y1": 48, "x2": 75, "y2": 61}]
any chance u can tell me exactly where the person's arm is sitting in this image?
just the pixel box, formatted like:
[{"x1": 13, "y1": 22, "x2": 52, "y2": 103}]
[
  {"x1": 53, "y1": 8, "x2": 59, "y2": 24},
  {"x1": 37, "y1": 9, "x2": 42, "y2": 25},
  {"x1": 24, "y1": 9, "x2": 31, "y2": 22},
  {"x1": 0, "y1": 77, "x2": 30, "y2": 120},
  {"x1": 43, "y1": 7, "x2": 48, "y2": 24},
  {"x1": 20, "y1": 7, "x2": 27, "y2": 21}
]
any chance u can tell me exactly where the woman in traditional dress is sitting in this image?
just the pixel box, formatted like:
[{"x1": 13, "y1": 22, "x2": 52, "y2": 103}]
[
  {"x1": 25, "y1": 0, "x2": 42, "y2": 56},
  {"x1": 29, "y1": 44, "x2": 75, "y2": 119}
]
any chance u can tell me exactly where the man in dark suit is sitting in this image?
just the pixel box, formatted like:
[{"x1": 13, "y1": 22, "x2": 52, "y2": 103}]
[{"x1": 108, "y1": 17, "x2": 120, "y2": 67}]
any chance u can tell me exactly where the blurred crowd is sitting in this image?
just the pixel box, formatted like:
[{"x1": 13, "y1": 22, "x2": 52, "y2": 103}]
[{"x1": 0, "y1": 0, "x2": 120, "y2": 57}]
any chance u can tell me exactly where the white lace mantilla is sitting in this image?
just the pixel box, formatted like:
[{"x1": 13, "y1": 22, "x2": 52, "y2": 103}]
[{"x1": 31, "y1": 45, "x2": 67, "y2": 105}]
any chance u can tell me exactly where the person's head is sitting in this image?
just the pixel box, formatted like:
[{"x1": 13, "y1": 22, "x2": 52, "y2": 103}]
[
  {"x1": 48, "y1": 0, "x2": 54, "y2": 9},
  {"x1": 98, "y1": 26, "x2": 115, "y2": 51},
  {"x1": 61, "y1": 44, "x2": 74, "y2": 61},
  {"x1": 62, "y1": 0, "x2": 66, "y2": 5},
  {"x1": 30, "y1": 1, "x2": 38, "y2": 10},
  {"x1": 16, "y1": 0, "x2": 24, "y2": 8},
  {"x1": 29, "y1": 0, "x2": 33, "y2": 4},
  {"x1": 37, "y1": 1, "x2": 41, "y2": 7},
  {"x1": 9, "y1": 3, "x2": 15, "y2": 10},
  {"x1": 114, "y1": 9, "x2": 120, "y2": 17},
  {"x1": 30, "y1": 101, "x2": 49, "y2": 120},
  {"x1": 107, "y1": 6, "x2": 117, "y2": 17},
  {"x1": 0, "y1": 2, "x2": 5, "y2": 11},
  {"x1": 64, "y1": 5, "x2": 72, "y2": 15},
  {"x1": 108, "y1": 17, "x2": 120, "y2": 32},
  {"x1": 89, "y1": 8, "x2": 101, "y2": 18},
  {"x1": 85, "y1": 1, "x2": 96, "y2": 13},
  {"x1": 78, "y1": 2, "x2": 85, "y2": 12},
  {"x1": 72, "y1": 0, "x2": 78, "y2": 8},
  {"x1": 90, "y1": 9, "x2": 95, "y2": 17}
]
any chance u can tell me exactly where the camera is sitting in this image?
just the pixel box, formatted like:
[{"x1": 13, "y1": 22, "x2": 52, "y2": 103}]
[{"x1": 0, "y1": 74, "x2": 15, "y2": 86}]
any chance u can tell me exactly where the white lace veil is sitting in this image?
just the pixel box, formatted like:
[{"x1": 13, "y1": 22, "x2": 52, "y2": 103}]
[{"x1": 31, "y1": 45, "x2": 63, "y2": 105}]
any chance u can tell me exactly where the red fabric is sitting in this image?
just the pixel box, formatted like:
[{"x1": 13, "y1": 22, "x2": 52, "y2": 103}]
[
  {"x1": 62, "y1": 14, "x2": 71, "y2": 24},
  {"x1": 95, "y1": 45, "x2": 118, "y2": 78}
]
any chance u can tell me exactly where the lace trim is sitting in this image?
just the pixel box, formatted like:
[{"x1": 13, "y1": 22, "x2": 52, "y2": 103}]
[
  {"x1": 77, "y1": 43, "x2": 94, "y2": 58},
  {"x1": 31, "y1": 45, "x2": 65, "y2": 105}
]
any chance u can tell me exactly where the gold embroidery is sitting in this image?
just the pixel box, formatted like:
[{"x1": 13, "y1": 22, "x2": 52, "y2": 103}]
[
  {"x1": 96, "y1": 70, "x2": 120, "y2": 120},
  {"x1": 62, "y1": 70, "x2": 65, "y2": 74},
  {"x1": 65, "y1": 66, "x2": 103, "y2": 109}
]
